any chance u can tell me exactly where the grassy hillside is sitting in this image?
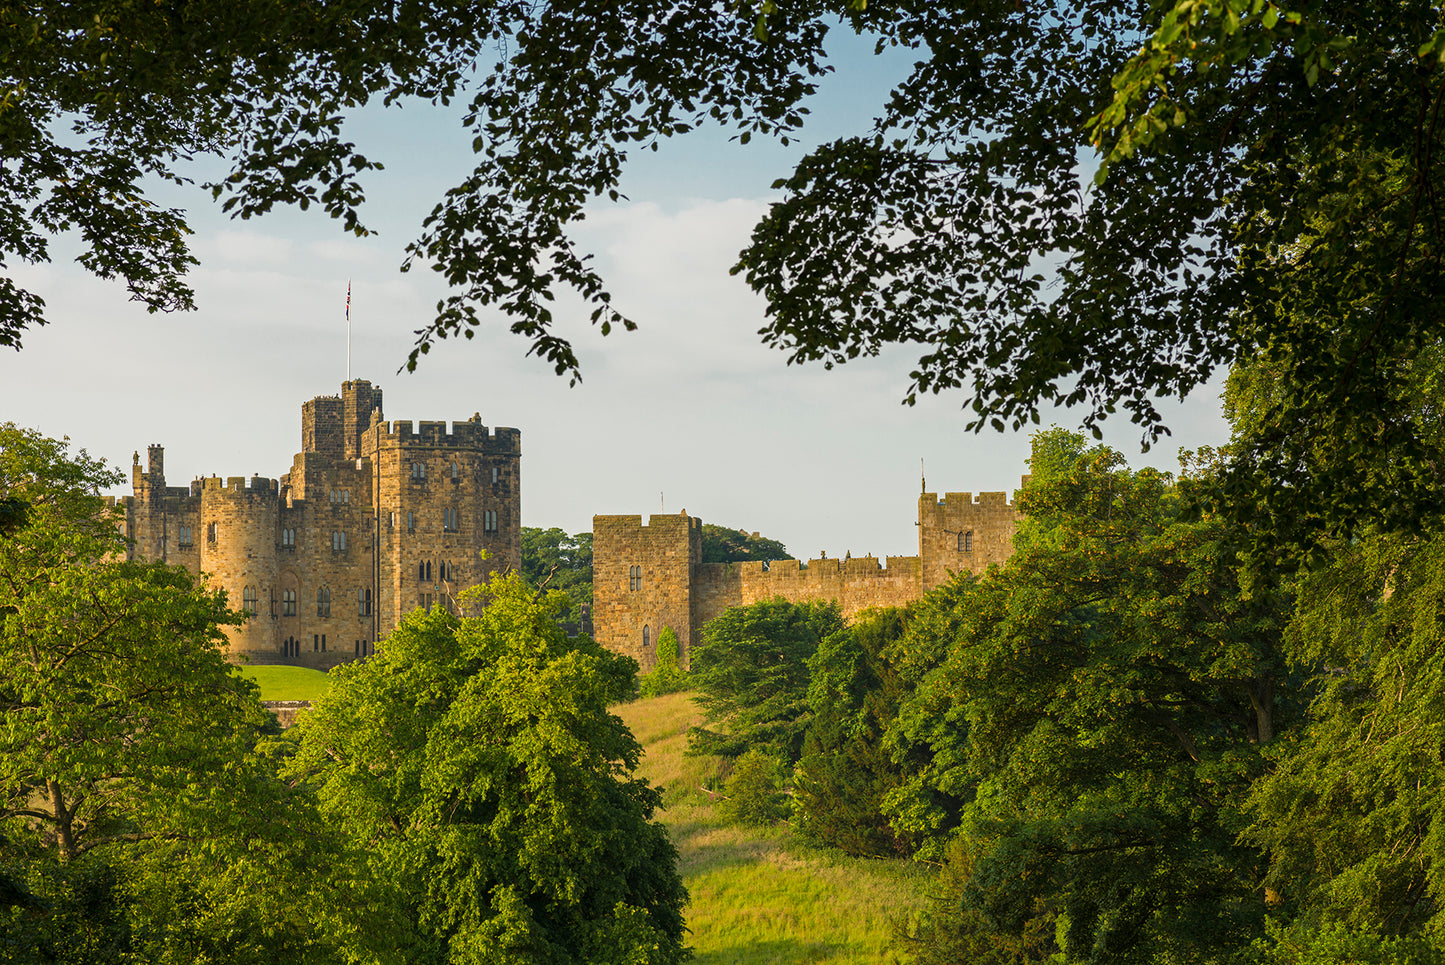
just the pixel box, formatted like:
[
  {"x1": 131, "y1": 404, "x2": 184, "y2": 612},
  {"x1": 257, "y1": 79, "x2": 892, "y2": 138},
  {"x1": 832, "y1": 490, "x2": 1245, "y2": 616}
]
[
  {"x1": 617, "y1": 692, "x2": 929, "y2": 965},
  {"x1": 239, "y1": 664, "x2": 332, "y2": 702}
]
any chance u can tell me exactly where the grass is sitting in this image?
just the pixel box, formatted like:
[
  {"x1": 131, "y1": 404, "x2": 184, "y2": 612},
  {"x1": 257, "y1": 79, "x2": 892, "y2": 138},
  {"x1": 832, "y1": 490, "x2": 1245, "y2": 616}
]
[
  {"x1": 616, "y1": 692, "x2": 931, "y2": 965},
  {"x1": 239, "y1": 664, "x2": 333, "y2": 702}
]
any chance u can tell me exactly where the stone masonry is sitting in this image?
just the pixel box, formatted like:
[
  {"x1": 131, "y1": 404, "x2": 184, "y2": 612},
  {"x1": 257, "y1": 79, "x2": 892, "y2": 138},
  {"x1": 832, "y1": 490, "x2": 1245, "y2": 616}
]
[
  {"x1": 120, "y1": 380, "x2": 521, "y2": 668},
  {"x1": 594, "y1": 486, "x2": 1023, "y2": 669}
]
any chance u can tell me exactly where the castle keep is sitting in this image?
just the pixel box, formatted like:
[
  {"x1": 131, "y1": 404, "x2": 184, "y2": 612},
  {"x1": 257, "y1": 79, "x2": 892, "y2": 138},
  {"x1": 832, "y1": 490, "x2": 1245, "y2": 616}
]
[
  {"x1": 594, "y1": 487, "x2": 1021, "y2": 668},
  {"x1": 120, "y1": 380, "x2": 520, "y2": 667}
]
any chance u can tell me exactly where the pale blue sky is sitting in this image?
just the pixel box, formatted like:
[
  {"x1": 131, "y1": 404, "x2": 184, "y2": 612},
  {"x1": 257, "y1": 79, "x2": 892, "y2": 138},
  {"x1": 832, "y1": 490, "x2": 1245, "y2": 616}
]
[{"x1": 0, "y1": 25, "x2": 1229, "y2": 560}]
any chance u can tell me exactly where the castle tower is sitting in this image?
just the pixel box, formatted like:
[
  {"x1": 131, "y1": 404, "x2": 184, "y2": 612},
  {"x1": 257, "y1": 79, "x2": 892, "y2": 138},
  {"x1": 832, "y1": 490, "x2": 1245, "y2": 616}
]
[
  {"x1": 592, "y1": 512, "x2": 702, "y2": 669},
  {"x1": 199, "y1": 476, "x2": 280, "y2": 659},
  {"x1": 917, "y1": 490, "x2": 1021, "y2": 587}
]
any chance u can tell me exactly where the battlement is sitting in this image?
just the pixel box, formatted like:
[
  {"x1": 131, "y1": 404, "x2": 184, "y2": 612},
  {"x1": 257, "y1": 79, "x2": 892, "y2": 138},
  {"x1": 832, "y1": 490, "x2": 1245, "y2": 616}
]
[
  {"x1": 701, "y1": 553, "x2": 921, "y2": 581},
  {"x1": 924, "y1": 490, "x2": 1019, "y2": 511},
  {"x1": 372, "y1": 419, "x2": 522, "y2": 451},
  {"x1": 200, "y1": 475, "x2": 279, "y2": 496}
]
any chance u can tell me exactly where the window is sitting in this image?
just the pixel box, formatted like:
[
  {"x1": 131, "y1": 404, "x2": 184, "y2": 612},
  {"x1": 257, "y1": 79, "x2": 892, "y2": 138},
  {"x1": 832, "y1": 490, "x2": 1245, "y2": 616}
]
[
  {"x1": 388, "y1": 511, "x2": 396, "y2": 531},
  {"x1": 443, "y1": 507, "x2": 459, "y2": 532},
  {"x1": 242, "y1": 585, "x2": 257, "y2": 616},
  {"x1": 313, "y1": 634, "x2": 319, "y2": 652},
  {"x1": 643, "y1": 625, "x2": 650, "y2": 650},
  {"x1": 342, "y1": 490, "x2": 350, "y2": 504},
  {"x1": 439, "y1": 561, "x2": 452, "y2": 582},
  {"x1": 281, "y1": 527, "x2": 295, "y2": 548},
  {"x1": 283, "y1": 589, "x2": 297, "y2": 617},
  {"x1": 321, "y1": 634, "x2": 326, "y2": 652},
  {"x1": 451, "y1": 461, "x2": 459, "y2": 481},
  {"x1": 420, "y1": 593, "x2": 433, "y2": 612},
  {"x1": 484, "y1": 510, "x2": 498, "y2": 533},
  {"x1": 491, "y1": 466, "x2": 499, "y2": 484},
  {"x1": 178, "y1": 525, "x2": 192, "y2": 547},
  {"x1": 629, "y1": 566, "x2": 641, "y2": 592},
  {"x1": 960, "y1": 531, "x2": 974, "y2": 552},
  {"x1": 407, "y1": 511, "x2": 416, "y2": 533},
  {"x1": 359, "y1": 586, "x2": 373, "y2": 616},
  {"x1": 206, "y1": 522, "x2": 217, "y2": 543},
  {"x1": 317, "y1": 586, "x2": 331, "y2": 617},
  {"x1": 411, "y1": 461, "x2": 426, "y2": 480},
  {"x1": 332, "y1": 531, "x2": 346, "y2": 552}
]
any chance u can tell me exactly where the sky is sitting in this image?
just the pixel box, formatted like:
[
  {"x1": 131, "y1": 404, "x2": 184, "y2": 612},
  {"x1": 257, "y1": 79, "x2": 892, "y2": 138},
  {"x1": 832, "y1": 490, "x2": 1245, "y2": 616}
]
[{"x1": 0, "y1": 28, "x2": 1230, "y2": 562}]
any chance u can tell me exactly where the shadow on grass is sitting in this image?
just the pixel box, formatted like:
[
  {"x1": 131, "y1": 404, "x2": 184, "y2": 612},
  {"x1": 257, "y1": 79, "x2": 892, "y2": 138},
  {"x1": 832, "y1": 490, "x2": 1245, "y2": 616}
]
[
  {"x1": 664, "y1": 814, "x2": 779, "y2": 878},
  {"x1": 692, "y1": 938, "x2": 842, "y2": 965}
]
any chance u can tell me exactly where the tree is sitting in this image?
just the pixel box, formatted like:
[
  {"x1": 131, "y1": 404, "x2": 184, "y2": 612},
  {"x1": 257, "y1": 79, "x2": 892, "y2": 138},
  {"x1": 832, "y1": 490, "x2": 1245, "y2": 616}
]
[
  {"x1": 885, "y1": 430, "x2": 1294, "y2": 962},
  {"x1": 288, "y1": 575, "x2": 688, "y2": 965},
  {"x1": 520, "y1": 526, "x2": 593, "y2": 620},
  {"x1": 1243, "y1": 532, "x2": 1445, "y2": 944},
  {"x1": 792, "y1": 608, "x2": 915, "y2": 857},
  {"x1": 0, "y1": 424, "x2": 332, "y2": 963},
  {"x1": 699, "y1": 524, "x2": 789, "y2": 565},
  {"x1": 638, "y1": 626, "x2": 688, "y2": 698},
  {"x1": 687, "y1": 597, "x2": 846, "y2": 763}
]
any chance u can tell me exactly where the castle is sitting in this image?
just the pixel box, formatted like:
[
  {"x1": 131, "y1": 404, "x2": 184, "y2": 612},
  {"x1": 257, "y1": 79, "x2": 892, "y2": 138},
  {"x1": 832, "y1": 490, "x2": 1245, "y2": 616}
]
[
  {"x1": 119, "y1": 380, "x2": 521, "y2": 667},
  {"x1": 592, "y1": 487, "x2": 1022, "y2": 668}
]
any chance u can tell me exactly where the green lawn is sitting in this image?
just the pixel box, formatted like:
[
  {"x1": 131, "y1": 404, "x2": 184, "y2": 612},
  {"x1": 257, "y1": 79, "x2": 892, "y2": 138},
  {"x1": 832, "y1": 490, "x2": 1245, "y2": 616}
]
[
  {"x1": 616, "y1": 692, "x2": 929, "y2": 965},
  {"x1": 239, "y1": 664, "x2": 333, "y2": 702}
]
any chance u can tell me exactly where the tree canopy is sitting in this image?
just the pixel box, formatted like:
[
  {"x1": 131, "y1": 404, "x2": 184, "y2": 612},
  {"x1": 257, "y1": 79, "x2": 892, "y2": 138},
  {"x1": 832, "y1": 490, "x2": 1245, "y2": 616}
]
[
  {"x1": 0, "y1": 424, "x2": 330, "y2": 963},
  {"x1": 288, "y1": 575, "x2": 688, "y2": 965}
]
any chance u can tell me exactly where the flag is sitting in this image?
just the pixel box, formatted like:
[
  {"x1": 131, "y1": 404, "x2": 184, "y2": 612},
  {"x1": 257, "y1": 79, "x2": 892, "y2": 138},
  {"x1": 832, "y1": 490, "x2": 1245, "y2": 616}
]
[{"x1": 346, "y1": 281, "x2": 351, "y2": 322}]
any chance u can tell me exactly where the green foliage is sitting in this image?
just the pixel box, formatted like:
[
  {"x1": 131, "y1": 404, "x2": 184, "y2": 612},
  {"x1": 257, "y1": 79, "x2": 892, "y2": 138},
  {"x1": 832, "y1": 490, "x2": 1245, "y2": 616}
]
[
  {"x1": 700, "y1": 524, "x2": 789, "y2": 565},
  {"x1": 1246, "y1": 920, "x2": 1445, "y2": 965},
  {"x1": 897, "y1": 837, "x2": 1056, "y2": 965},
  {"x1": 884, "y1": 429, "x2": 1293, "y2": 963},
  {"x1": 792, "y1": 608, "x2": 914, "y2": 857},
  {"x1": 0, "y1": 424, "x2": 334, "y2": 963},
  {"x1": 289, "y1": 574, "x2": 687, "y2": 965},
  {"x1": 639, "y1": 627, "x2": 688, "y2": 698},
  {"x1": 1244, "y1": 532, "x2": 1445, "y2": 937},
  {"x1": 519, "y1": 526, "x2": 593, "y2": 620},
  {"x1": 717, "y1": 749, "x2": 789, "y2": 828},
  {"x1": 687, "y1": 597, "x2": 846, "y2": 763}
]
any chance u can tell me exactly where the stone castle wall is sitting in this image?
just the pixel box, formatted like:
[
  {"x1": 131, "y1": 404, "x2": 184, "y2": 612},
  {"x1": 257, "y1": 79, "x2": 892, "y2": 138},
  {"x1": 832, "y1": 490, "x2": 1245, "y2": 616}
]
[
  {"x1": 122, "y1": 380, "x2": 520, "y2": 668},
  {"x1": 593, "y1": 486, "x2": 1023, "y2": 670}
]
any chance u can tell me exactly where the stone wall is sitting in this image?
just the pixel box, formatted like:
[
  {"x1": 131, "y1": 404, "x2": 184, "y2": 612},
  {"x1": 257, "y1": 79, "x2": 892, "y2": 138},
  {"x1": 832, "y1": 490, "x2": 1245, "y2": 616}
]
[{"x1": 592, "y1": 483, "x2": 1023, "y2": 670}]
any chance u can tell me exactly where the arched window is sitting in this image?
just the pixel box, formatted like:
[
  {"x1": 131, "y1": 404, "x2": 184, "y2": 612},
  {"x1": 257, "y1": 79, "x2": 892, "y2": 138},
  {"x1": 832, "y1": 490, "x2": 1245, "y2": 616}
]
[
  {"x1": 643, "y1": 625, "x2": 650, "y2": 650},
  {"x1": 332, "y1": 531, "x2": 346, "y2": 552},
  {"x1": 242, "y1": 586, "x2": 257, "y2": 616},
  {"x1": 342, "y1": 490, "x2": 350, "y2": 504},
  {"x1": 358, "y1": 586, "x2": 372, "y2": 616},
  {"x1": 451, "y1": 461, "x2": 459, "y2": 481},
  {"x1": 206, "y1": 521, "x2": 217, "y2": 543},
  {"x1": 959, "y1": 531, "x2": 974, "y2": 552},
  {"x1": 317, "y1": 586, "x2": 331, "y2": 617}
]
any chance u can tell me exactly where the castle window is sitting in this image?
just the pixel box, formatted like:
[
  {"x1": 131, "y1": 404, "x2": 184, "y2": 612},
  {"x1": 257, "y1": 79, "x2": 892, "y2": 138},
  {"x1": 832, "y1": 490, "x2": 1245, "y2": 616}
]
[
  {"x1": 343, "y1": 490, "x2": 350, "y2": 504},
  {"x1": 281, "y1": 527, "x2": 295, "y2": 548},
  {"x1": 242, "y1": 585, "x2": 257, "y2": 617},
  {"x1": 411, "y1": 461, "x2": 426, "y2": 481},
  {"x1": 332, "y1": 531, "x2": 347, "y2": 552},
  {"x1": 643, "y1": 625, "x2": 650, "y2": 650},
  {"x1": 283, "y1": 589, "x2": 297, "y2": 617},
  {"x1": 359, "y1": 586, "x2": 373, "y2": 616},
  {"x1": 491, "y1": 466, "x2": 499, "y2": 484},
  {"x1": 178, "y1": 525, "x2": 192, "y2": 548},
  {"x1": 313, "y1": 634, "x2": 318, "y2": 652},
  {"x1": 321, "y1": 634, "x2": 326, "y2": 652},
  {"x1": 443, "y1": 507, "x2": 459, "y2": 532},
  {"x1": 407, "y1": 511, "x2": 416, "y2": 533},
  {"x1": 317, "y1": 586, "x2": 331, "y2": 617},
  {"x1": 388, "y1": 511, "x2": 396, "y2": 531},
  {"x1": 207, "y1": 522, "x2": 217, "y2": 543},
  {"x1": 439, "y1": 561, "x2": 451, "y2": 582},
  {"x1": 484, "y1": 510, "x2": 498, "y2": 533},
  {"x1": 960, "y1": 531, "x2": 974, "y2": 552},
  {"x1": 329, "y1": 490, "x2": 337, "y2": 504},
  {"x1": 629, "y1": 566, "x2": 641, "y2": 592},
  {"x1": 451, "y1": 462, "x2": 458, "y2": 481}
]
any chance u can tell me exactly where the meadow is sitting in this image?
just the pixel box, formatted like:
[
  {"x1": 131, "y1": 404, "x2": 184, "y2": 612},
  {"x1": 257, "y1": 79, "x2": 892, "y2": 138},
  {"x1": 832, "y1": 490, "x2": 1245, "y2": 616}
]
[
  {"x1": 616, "y1": 692, "x2": 931, "y2": 965},
  {"x1": 239, "y1": 664, "x2": 333, "y2": 702}
]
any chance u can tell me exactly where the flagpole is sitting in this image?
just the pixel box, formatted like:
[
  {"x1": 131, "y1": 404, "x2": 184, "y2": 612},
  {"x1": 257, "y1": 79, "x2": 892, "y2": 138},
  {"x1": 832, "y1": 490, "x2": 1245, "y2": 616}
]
[{"x1": 346, "y1": 280, "x2": 352, "y2": 382}]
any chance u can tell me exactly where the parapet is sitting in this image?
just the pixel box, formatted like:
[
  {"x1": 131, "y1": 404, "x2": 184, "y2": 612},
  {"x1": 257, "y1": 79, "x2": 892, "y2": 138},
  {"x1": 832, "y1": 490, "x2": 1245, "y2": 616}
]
[
  {"x1": 923, "y1": 491, "x2": 1020, "y2": 512},
  {"x1": 200, "y1": 475, "x2": 279, "y2": 497},
  {"x1": 372, "y1": 419, "x2": 521, "y2": 452}
]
